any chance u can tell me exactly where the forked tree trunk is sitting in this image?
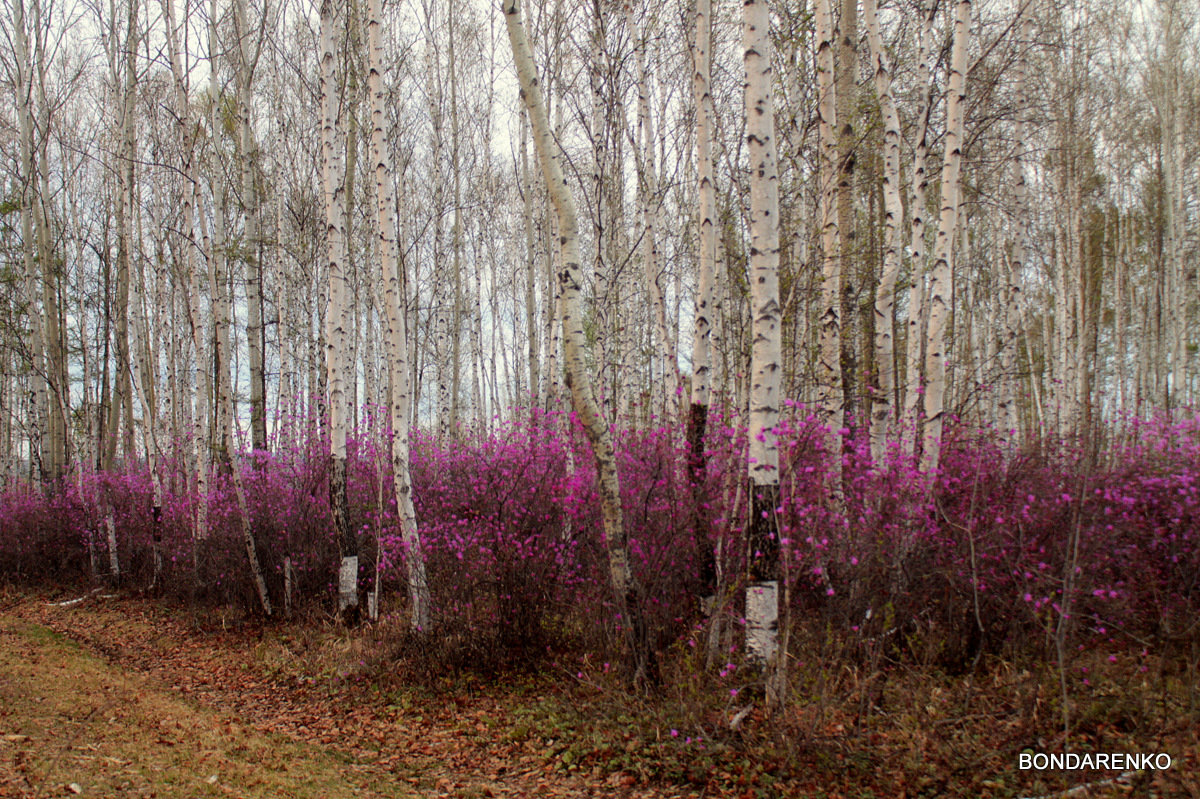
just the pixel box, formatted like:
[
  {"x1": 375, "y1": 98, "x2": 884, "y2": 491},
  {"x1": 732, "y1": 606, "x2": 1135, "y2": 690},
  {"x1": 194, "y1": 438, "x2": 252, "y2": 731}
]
[
  {"x1": 503, "y1": 0, "x2": 652, "y2": 686},
  {"x1": 368, "y1": 0, "x2": 431, "y2": 630}
]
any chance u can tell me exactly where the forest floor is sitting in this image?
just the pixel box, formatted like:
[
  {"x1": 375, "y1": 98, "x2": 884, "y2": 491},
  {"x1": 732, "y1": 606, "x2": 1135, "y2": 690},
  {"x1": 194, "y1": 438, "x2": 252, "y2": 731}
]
[{"x1": 0, "y1": 589, "x2": 1197, "y2": 799}]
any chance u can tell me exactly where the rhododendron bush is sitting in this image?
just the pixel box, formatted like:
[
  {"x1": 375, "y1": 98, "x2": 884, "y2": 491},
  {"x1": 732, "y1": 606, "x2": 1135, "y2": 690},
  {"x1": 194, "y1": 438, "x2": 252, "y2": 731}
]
[{"x1": 2, "y1": 408, "x2": 1197, "y2": 670}]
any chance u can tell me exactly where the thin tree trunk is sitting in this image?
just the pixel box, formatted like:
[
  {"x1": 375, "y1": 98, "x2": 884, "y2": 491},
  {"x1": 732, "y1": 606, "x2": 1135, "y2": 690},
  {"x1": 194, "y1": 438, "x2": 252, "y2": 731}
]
[
  {"x1": 449, "y1": 0, "x2": 464, "y2": 430},
  {"x1": 902, "y1": 3, "x2": 935, "y2": 458},
  {"x1": 130, "y1": 245, "x2": 165, "y2": 588},
  {"x1": 322, "y1": 0, "x2": 356, "y2": 624},
  {"x1": 113, "y1": 0, "x2": 139, "y2": 470},
  {"x1": 864, "y1": 0, "x2": 901, "y2": 463},
  {"x1": 520, "y1": 110, "x2": 541, "y2": 415},
  {"x1": 998, "y1": 11, "x2": 1033, "y2": 441},
  {"x1": 368, "y1": 0, "x2": 430, "y2": 630},
  {"x1": 689, "y1": 0, "x2": 719, "y2": 636},
  {"x1": 12, "y1": 0, "x2": 50, "y2": 485},
  {"x1": 235, "y1": 0, "x2": 268, "y2": 456},
  {"x1": 815, "y1": 0, "x2": 844, "y2": 473},
  {"x1": 629, "y1": 3, "x2": 678, "y2": 418},
  {"x1": 920, "y1": 0, "x2": 970, "y2": 473},
  {"x1": 836, "y1": 0, "x2": 859, "y2": 428}
]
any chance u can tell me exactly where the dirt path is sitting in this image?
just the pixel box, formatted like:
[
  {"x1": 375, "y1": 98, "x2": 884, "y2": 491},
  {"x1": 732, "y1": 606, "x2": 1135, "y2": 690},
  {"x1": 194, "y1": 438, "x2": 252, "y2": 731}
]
[
  {"x1": 0, "y1": 592, "x2": 695, "y2": 799},
  {"x1": 0, "y1": 609, "x2": 417, "y2": 798}
]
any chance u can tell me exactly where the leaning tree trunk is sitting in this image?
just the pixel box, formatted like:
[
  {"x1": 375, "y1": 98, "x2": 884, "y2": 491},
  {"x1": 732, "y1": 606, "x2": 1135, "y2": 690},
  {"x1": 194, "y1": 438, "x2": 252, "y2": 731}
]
[
  {"x1": 743, "y1": 0, "x2": 785, "y2": 710},
  {"x1": 368, "y1": 0, "x2": 430, "y2": 631},
  {"x1": 503, "y1": 0, "x2": 652, "y2": 686},
  {"x1": 920, "y1": 0, "x2": 970, "y2": 473},
  {"x1": 321, "y1": 0, "x2": 356, "y2": 624}
]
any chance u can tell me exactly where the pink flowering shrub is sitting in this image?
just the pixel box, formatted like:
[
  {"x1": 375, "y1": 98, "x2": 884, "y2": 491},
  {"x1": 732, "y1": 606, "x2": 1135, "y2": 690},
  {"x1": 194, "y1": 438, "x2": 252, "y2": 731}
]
[{"x1": 0, "y1": 407, "x2": 1196, "y2": 672}]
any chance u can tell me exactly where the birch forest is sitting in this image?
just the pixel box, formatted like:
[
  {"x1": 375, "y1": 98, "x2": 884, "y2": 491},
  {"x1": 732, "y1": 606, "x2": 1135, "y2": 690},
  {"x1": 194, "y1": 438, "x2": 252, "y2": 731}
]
[{"x1": 1, "y1": 0, "x2": 1198, "y2": 793}]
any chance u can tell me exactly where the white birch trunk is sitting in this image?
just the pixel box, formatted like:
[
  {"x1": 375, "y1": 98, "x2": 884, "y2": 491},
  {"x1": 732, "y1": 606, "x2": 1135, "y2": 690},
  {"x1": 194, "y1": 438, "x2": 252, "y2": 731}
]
[
  {"x1": 999, "y1": 12, "x2": 1034, "y2": 440},
  {"x1": 129, "y1": 251, "x2": 165, "y2": 587},
  {"x1": 902, "y1": 4, "x2": 935, "y2": 458},
  {"x1": 234, "y1": 0, "x2": 267, "y2": 455},
  {"x1": 743, "y1": 0, "x2": 784, "y2": 705},
  {"x1": 368, "y1": 0, "x2": 430, "y2": 631},
  {"x1": 160, "y1": 0, "x2": 209, "y2": 550},
  {"x1": 815, "y1": 0, "x2": 844, "y2": 474},
  {"x1": 864, "y1": 0, "x2": 902, "y2": 463},
  {"x1": 11, "y1": 0, "x2": 50, "y2": 485},
  {"x1": 503, "y1": 0, "x2": 652, "y2": 684},
  {"x1": 690, "y1": 0, "x2": 718, "y2": 621},
  {"x1": 920, "y1": 0, "x2": 970, "y2": 473},
  {"x1": 629, "y1": 4, "x2": 679, "y2": 418},
  {"x1": 321, "y1": 0, "x2": 356, "y2": 622}
]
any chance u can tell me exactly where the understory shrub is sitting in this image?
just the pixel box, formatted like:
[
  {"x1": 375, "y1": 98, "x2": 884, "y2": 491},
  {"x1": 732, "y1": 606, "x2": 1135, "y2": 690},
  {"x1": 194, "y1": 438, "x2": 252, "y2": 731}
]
[{"x1": 1, "y1": 406, "x2": 1196, "y2": 675}]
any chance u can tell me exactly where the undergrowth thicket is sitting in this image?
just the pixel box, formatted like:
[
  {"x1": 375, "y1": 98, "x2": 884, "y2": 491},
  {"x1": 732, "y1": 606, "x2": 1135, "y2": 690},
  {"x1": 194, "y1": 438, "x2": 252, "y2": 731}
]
[{"x1": 2, "y1": 407, "x2": 1198, "y2": 679}]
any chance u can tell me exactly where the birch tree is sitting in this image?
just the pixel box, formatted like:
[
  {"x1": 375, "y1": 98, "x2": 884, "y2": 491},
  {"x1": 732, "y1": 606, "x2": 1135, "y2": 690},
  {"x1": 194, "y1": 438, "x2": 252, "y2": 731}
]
[
  {"x1": 368, "y1": 0, "x2": 430, "y2": 629},
  {"x1": 235, "y1": 0, "x2": 268, "y2": 455},
  {"x1": 160, "y1": 0, "x2": 210, "y2": 554},
  {"x1": 999, "y1": 10, "x2": 1034, "y2": 440},
  {"x1": 9, "y1": 0, "x2": 51, "y2": 485},
  {"x1": 689, "y1": 0, "x2": 719, "y2": 629},
  {"x1": 902, "y1": 4, "x2": 935, "y2": 458},
  {"x1": 629, "y1": 3, "x2": 679, "y2": 418},
  {"x1": 815, "y1": 0, "x2": 844, "y2": 469},
  {"x1": 743, "y1": 0, "x2": 784, "y2": 707},
  {"x1": 864, "y1": 0, "x2": 902, "y2": 463},
  {"x1": 921, "y1": 0, "x2": 970, "y2": 473},
  {"x1": 503, "y1": 0, "x2": 652, "y2": 685},
  {"x1": 321, "y1": 0, "x2": 356, "y2": 623}
]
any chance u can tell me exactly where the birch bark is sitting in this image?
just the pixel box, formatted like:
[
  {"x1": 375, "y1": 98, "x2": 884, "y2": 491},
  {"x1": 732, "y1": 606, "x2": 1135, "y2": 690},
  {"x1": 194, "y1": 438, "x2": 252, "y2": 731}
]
[
  {"x1": 368, "y1": 0, "x2": 431, "y2": 630},
  {"x1": 743, "y1": 0, "x2": 785, "y2": 707},
  {"x1": 920, "y1": 0, "x2": 970, "y2": 473},
  {"x1": 234, "y1": 0, "x2": 268, "y2": 455},
  {"x1": 902, "y1": 4, "x2": 935, "y2": 458},
  {"x1": 629, "y1": 4, "x2": 679, "y2": 418},
  {"x1": 503, "y1": 0, "x2": 652, "y2": 685},
  {"x1": 689, "y1": 0, "x2": 718, "y2": 624},
  {"x1": 864, "y1": 0, "x2": 902, "y2": 463},
  {"x1": 815, "y1": 0, "x2": 844, "y2": 469},
  {"x1": 322, "y1": 0, "x2": 356, "y2": 623}
]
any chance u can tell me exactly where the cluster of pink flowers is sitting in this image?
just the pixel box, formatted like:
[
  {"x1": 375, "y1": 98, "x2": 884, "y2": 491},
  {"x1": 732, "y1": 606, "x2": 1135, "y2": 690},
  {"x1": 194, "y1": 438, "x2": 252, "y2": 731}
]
[{"x1": 1, "y1": 405, "x2": 1195, "y2": 668}]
